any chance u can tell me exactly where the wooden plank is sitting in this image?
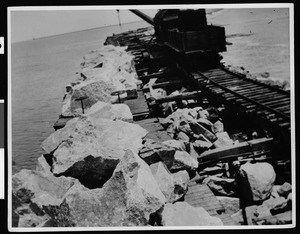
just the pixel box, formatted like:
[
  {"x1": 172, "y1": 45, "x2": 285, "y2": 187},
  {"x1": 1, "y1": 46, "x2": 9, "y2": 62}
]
[
  {"x1": 138, "y1": 71, "x2": 173, "y2": 80},
  {"x1": 198, "y1": 137, "x2": 273, "y2": 164},
  {"x1": 183, "y1": 183, "x2": 237, "y2": 225},
  {"x1": 155, "y1": 91, "x2": 202, "y2": 104},
  {"x1": 124, "y1": 90, "x2": 149, "y2": 115},
  {"x1": 142, "y1": 79, "x2": 185, "y2": 92}
]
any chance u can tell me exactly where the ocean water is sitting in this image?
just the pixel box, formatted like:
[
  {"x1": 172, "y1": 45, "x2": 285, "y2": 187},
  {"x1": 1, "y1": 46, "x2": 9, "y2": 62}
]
[
  {"x1": 11, "y1": 9, "x2": 291, "y2": 174},
  {"x1": 11, "y1": 21, "x2": 150, "y2": 174},
  {"x1": 208, "y1": 8, "x2": 290, "y2": 87}
]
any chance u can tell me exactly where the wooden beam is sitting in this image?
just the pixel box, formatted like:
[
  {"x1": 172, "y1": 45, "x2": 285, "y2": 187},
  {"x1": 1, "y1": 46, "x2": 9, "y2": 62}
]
[
  {"x1": 198, "y1": 137, "x2": 274, "y2": 164},
  {"x1": 155, "y1": 91, "x2": 202, "y2": 104},
  {"x1": 142, "y1": 80, "x2": 185, "y2": 92},
  {"x1": 138, "y1": 71, "x2": 173, "y2": 80}
]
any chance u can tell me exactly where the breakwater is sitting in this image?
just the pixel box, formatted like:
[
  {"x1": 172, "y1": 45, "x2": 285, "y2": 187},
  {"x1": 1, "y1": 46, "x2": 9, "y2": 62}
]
[{"x1": 11, "y1": 26, "x2": 293, "y2": 228}]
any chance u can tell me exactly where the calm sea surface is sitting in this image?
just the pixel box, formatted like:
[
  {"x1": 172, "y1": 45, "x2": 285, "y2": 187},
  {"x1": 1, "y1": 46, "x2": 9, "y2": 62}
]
[
  {"x1": 11, "y1": 21, "x2": 150, "y2": 174},
  {"x1": 11, "y1": 9, "x2": 290, "y2": 174}
]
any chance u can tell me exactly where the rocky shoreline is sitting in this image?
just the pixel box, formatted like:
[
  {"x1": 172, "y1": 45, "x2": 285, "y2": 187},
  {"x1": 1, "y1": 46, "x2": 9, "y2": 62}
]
[{"x1": 12, "y1": 42, "x2": 292, "y2": 227}]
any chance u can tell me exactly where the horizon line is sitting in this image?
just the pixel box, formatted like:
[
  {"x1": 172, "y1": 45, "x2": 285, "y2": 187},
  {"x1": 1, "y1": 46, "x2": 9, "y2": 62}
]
[{"x1": 12, "y1": 19, "x2": 149, "y2": 44}]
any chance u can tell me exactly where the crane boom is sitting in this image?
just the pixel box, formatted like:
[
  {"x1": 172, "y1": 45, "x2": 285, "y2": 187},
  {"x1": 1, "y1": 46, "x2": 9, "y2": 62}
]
[{"x1": 129, "y1": 9, "x2": 154, "y2": 25}]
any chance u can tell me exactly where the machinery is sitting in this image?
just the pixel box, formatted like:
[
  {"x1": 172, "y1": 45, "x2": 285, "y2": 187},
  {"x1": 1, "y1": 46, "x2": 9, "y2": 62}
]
[{"x1": 130, "y1": 9, "x2": 227, "y2": 69}]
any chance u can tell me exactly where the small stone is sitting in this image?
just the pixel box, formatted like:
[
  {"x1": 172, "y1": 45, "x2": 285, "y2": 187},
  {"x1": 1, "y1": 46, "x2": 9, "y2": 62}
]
[
  {"x1": 216, "y1": 196, "x2": 240, "y2": 215},
  {"x1": 193, "y1": 140, "x2": 213, "y2": 152},
  {"x1": 277, "y1": 182, "x2": 292, "y2": 198},
  {"x1": 189, "y1": 121, "x2": 217, "y2": 142},
  {"x1": 238, "y1": 162, "x2": 276, "y2": 202},
  {"x1": 198, "y1": 110, "x2": 209, "y2": 119},
  {"x1": 213, "y1": 132, "x2": 234, "y2": 148},
  {"x1": 212, "y1": 120, "x2": 224, "y2": 133},
  {"x1": 263, "y1": 197, "x2": 288, "y2": 214},
  {"x1": 176, "y1": 132, "x2": 190, "y2": 142},
  {"x1": 170, "y1": 170, "x2": 190, "y2": 202},
  {"x1": 162, "y1": 140, "x2": 186, "y2": 151}
]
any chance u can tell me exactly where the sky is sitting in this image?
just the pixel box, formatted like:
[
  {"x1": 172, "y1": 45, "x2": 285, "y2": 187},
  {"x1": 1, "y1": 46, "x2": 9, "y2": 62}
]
[{"x1": 10, "y1": 9, "x2": 158, "y2": 43}]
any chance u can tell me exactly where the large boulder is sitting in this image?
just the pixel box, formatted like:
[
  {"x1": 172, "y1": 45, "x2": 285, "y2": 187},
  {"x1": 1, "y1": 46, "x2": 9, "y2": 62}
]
[
  {"x1": 238, "y1": 162, "x2": 276, "y2": 201},
  {"x1": 150, "y1": 162, "x2": 174, "y2": 203},
  {"x1": 12, "y1": 169, "x2": 77, "y2": 227},
  {"x1": 81, "y1": 45, "x2": 135, "y2": 73},
  {"x1": 63, "y1": 150, "x2": 166, "y2": 227},
  {"x1": 61, "y1": 45, "x2": 139, "y2": 117},
  {"x1": 41, "y1": 116, "x2": 148, "y2": 188},
  {"x1": 84, "y1": 101, "x2": 133, "y2": 122},
  {"x1": 157, "y1": 202, "x2": 223, "y2": 226},
  {"x1": 61, "y1": 79, "x2": 115, "y2": 117}
]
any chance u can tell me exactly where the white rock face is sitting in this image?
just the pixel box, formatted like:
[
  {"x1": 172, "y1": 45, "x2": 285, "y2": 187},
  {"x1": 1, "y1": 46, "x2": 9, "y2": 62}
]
[
  {"x1": 41, "y1": 116, "x2": 148, "y2": 188},
  {"x1": 13, "y1": 150, "x2": 166, "y2": 227},
  {"x1": 150, "y1": 162, "x2": 175, "y2": 203},
  {"x1": 61, "y1": 79, "x2": 115, "y2": 117},
  {"x1": 238, "y1": 162, "x2": 276, "y2": 201},
  {"x1": 64, "y1": 150, "x2": 166, "y2": 227},
  {"x1": 61, "y1": 45, "x2": 139, "y2": 117},
  {"x1": 150, "y1": 162, "x2": 190, "y2": 203},
  {"x1": 158, "y1": 202, "x2": 223, "y2": 226},
  {"x1": 84, "y1": 101, "x2": 133, "y2": 122},
  {"x1": 12, "y1": 169, "x2": 77, "y2": 227}
]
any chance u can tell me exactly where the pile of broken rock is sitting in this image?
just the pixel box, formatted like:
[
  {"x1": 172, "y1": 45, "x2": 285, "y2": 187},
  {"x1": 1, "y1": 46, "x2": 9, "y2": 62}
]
[
  {"x1": 157, "y1": 98, "x2": 293, "y2": 226},
  {"x1": 12, "y1": 44, "x2": 293, "y2": 228},
  {"x1": 60, "y1": 45, "x2": 141, "y2": 117},
  {"x1": 12, "y1": 104, "x2": 223, "y2": 227},
  {"x1": 160, "y1": 107, "x2": 235, "y2": 154},
  {"x1": 12, "y1": 45, "x2": 223, "y2": 228}
]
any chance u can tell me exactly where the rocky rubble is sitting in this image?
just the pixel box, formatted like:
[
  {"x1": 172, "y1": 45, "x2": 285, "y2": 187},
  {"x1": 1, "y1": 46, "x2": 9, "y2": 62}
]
[
  {"x1": 60, "y1": 45, "x2": 140, "y2": 117},
  {"x1": 160, "y1": 107, "x2": 236, "y2": 154},
  {"x1": 157, "y1": 102, "x2": 293, "y2": 226},
  {"x1": 41, "y1": 116, "x2": 148, "y2": 188},
  {"x1": 12, "y1": 44, "x2": 222, "y2": 228}
]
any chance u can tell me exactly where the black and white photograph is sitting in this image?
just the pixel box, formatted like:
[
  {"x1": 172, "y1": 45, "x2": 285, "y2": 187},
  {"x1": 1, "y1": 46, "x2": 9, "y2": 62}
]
[{"x1": 7, "y1": 4, "x2": 295, "y2": 231}]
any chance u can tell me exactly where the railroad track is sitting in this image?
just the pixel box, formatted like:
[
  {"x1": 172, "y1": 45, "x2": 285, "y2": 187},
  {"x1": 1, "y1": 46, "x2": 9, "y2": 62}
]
[{"x1": 192, "y1": 67, "x2": 291, "y2": 132}]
